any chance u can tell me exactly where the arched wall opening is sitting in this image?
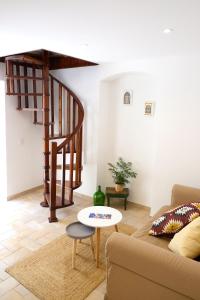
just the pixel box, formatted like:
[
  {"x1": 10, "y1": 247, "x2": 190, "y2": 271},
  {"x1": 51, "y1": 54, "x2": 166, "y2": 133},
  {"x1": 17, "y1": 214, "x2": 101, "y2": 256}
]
[{"x1": 97, "y1": 72, "x2": 156, "y2": 208}]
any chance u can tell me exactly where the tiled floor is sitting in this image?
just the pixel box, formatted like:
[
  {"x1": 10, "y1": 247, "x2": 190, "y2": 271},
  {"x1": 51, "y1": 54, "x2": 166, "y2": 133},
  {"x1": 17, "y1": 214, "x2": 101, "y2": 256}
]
[{"x1": 0, "y1": 188, "x2": 150, "y2": 299}]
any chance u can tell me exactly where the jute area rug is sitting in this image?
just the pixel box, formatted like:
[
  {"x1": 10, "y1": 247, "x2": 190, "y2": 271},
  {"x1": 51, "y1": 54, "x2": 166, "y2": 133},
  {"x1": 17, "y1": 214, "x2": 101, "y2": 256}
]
[{"x1": 6, "y1": 223, "x2": 135, "y2": 300}]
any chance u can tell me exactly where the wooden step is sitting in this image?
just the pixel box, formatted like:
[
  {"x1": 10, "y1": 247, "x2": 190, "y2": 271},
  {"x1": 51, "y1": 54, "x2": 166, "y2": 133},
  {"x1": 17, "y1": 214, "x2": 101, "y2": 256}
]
[
  {"x1": 34, "y1": 121, "x2": 54, "y2": 126},
  {"x1": 7, "y1": 93, "x2": 43, "y2": 96},
  {"x1": 56, "y1": 164, "x2": 82, "y2": 170},
  {"x1": 47, "y1": 180, "x2": 81, "y2": 190},
  {"x1": 45, "y1": 193, "x2": 74, "y2": 209},
  {"x1": 18, "y1": 108, "x2": 43, "y2": 112},
  {"x1": 48, "y1": 134, "x2": 70, "y2": 140},
  {"x1": 56, "y1": 164, "x2": 75, "y2": 170},
  {"x1": 45, "y1": 150, "x2": 71, "y2": 155},
  {"x1": 46, "y1": 146, "x2": 71, "y2": 155},
  {"x1": 56, "y1": 180, "x2": 81, "y2": 189}
]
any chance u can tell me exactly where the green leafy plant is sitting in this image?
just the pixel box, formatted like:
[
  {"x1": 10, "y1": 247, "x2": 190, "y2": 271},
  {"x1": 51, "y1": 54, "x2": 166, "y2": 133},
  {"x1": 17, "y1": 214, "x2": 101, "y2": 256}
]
[{"x1": 108, "y1": 157, "x2": 137, "y2": 185}]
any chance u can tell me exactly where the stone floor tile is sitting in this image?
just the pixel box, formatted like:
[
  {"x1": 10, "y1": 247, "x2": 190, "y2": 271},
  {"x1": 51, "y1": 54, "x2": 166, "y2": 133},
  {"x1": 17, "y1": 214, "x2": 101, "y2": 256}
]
[
  {"x1": 0, "y1": 245, "x2": 6, "y2": 252},
  {"x1": 15, "y1": 284, "x2": 30, "y2": 296},
  {"x1": 0, "y1": 269, "x2": 10, "y2": 281},
  {"x1": 28, "y1": 228, "x2": 50, "y2": 240},
  {"x1": 1, "y1": 239, "x2": 21, "y2": 252},
  {"x1": 3, "y1": 248, "x2": 32, "y2": 266},
  {"x1": 0, "y1": 277, "x2": 19, "y2": 296},
  {"x1": 85, "y1": 289, "x2": 105, "y2": 300},
  {"x1": 19, "y1": 239, "x2": 41, "y2": 251},
  {"x1": 0, "y1": 290, "x2": 24, "y2": 300},
  {"x1": 0, "y1": 261, "x2": 8, "y2": 271},
  {"x1": 24, "y1": 292, "x2": 40, "y2": 300},
  {"x1": 95, "y1": 280, "x2": 106, "y2": 293},
  {"x1": 0, "y1": 230, "x2": 17, "y2": 242},
  {"x1": 15, "y1": 229, "x2": 35, "y2": 240},
  {"x1": 0, "y1": 248, "x2": 12, "y2": 260}
]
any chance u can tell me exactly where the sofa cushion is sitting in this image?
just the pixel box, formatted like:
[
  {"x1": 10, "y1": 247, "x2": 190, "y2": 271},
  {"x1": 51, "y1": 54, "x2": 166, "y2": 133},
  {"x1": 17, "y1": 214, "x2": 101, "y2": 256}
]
[
  {"x1": 132, "y1": 206, "x2": 171, "y2": 250},
  {"x1": 168, "y1": 216, "x2": 200, "y2": 258},
  {"x1": 149, "y1": 203, "x2": 200, "y2": 236}
]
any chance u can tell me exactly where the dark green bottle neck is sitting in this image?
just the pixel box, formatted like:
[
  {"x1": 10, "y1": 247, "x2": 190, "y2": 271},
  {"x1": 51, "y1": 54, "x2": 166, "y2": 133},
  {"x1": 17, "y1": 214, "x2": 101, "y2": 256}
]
[{"x1": 97, "y1": 185, "x2": 101, "y2": 192}]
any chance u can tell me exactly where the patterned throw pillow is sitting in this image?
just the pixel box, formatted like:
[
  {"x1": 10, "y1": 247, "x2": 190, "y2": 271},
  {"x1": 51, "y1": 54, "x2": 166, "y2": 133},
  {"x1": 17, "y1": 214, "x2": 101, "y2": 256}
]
[{"x1": 149, "y1": 203, "x2": 200, "y2": 236}]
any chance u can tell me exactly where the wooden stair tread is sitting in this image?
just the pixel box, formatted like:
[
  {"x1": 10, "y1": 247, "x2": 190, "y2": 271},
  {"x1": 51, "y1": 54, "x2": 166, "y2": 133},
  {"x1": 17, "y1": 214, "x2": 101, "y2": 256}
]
[
  {"x1": 48, "y1": 134, "x2": 70, "y2": 140},
  {"x1": 45, "y1": 193, "x2": 74, "y2": 209},
  {"x1": 47, "y1": 180, "x2": 81, "y2": 189},
  {"x1": 46, "y1": 150, "x2": 71, "y2": 154},
  {"x1": 57, "y1": 180, "x2": 81, "y2": 189},
  {"x1": 56, "y1": 164, "x2": 82, "y2": 170},
  {"x1": 19, "y1": 108, "x2": 43, "y2": 112},
  {"x1": 56, "y1": 164, "x2": 75, "y2": 170},
  {"x1": 7, "y1": 93, "x2": 43, "y2": 96},
  {"x1": 34, "y1": 121, "x2": 54, "y2": 125}
]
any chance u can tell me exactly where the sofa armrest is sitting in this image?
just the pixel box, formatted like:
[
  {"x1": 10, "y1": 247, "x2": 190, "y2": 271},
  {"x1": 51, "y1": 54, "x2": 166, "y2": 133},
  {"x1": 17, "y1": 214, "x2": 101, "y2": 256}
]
[
  {"x1": 171, "y1": 184, "x2": 200, "y2": 206},
  {"x1": 106, "y1": 233, "x2": 200, "y2": 300}
]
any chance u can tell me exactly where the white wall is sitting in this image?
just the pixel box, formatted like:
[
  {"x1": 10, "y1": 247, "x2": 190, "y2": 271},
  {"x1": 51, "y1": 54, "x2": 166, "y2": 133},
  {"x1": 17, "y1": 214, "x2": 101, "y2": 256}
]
[
  {"x1": 6, "y1": 100, "x2": 43, "y2": 196},
  {"x1": 149, "y1": 57, "x2": 200, "y2": 213},
  {"x1": 0, "y1": 64, "x2": 7, "y2": 200},
  {"x1": 97, "y1": 73, "x2": 156, "y2": 207},
  {"x1": 0, "y1": 64, "x2": 43, "y2": 197},
  {"x1": 96, "y1": 81, "x2": 117, "y2": 189},
  {"x1": 98, "y1": 57, "x2": 200, "y2": 213}
]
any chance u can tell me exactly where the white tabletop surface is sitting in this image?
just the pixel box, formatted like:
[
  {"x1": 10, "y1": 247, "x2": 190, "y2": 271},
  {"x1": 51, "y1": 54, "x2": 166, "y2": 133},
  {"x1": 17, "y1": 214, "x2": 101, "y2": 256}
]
[{"x1": 77, "y1": 206, "x2": 122, "y2": 228}]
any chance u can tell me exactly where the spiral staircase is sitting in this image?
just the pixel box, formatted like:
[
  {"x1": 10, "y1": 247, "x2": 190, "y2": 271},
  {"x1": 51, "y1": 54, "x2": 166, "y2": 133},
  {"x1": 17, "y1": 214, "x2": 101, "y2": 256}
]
[{"x1": 0, "y1": 49, "x2": 97, "y2": 222}]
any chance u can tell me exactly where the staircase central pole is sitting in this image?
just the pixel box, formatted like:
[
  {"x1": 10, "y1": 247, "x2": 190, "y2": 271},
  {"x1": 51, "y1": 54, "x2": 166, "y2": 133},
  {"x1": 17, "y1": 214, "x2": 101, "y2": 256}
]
[{"x1": 40, "y1": 50, "x2": 50, "y2": 207}]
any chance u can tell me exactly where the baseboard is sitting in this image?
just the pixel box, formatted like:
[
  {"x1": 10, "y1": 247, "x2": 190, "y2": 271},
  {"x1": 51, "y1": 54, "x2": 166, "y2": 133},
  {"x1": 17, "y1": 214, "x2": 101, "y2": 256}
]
[
  {"x1": 74, "y1": 191, "x2": 92, "y2": 201},
  {"x1": 131, "y1": 201, "x2": 150, "y2": 211},
  {"x1": 74, "y1": 191, "x2": 150, "y2": 211},
  {"x1": 7, "y1": 185, "x2": 43, "y2": 200}
]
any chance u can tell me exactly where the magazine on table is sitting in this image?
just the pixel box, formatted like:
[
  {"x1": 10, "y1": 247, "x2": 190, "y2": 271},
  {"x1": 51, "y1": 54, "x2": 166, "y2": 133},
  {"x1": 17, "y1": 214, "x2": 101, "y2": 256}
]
[{"x1": 89, "y1": 213, "x2": 112, "y2": 219}]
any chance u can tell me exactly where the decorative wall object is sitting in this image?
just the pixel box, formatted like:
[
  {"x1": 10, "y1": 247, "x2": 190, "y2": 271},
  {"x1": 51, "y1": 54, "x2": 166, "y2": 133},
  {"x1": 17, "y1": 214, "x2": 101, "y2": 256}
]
[
  {"x1": 123, "y1": 90, "x2": 132, "y2": 105},
  {"x1": 144, "y1": 102, "x2": 154, "y2": 116}
]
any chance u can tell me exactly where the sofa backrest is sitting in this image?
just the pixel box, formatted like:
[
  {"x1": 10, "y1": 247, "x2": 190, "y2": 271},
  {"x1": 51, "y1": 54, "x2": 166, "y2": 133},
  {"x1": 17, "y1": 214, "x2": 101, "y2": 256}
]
[{"x1": 171, "y1": 184, "x2": 200, "y2": 206}]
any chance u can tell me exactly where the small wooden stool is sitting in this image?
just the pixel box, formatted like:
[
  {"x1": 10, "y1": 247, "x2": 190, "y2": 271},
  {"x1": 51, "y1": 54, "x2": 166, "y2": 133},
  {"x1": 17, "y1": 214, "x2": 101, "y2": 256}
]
[{"x1": 66, "y1": 221, "x2": 95, "y2": 269}]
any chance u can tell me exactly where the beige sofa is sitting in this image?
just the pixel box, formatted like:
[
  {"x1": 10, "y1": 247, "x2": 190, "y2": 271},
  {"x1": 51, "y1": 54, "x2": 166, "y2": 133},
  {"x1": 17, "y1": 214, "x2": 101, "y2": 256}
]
[{"x1": 105, "y1": 184, "x2": 200, "y2": 300}]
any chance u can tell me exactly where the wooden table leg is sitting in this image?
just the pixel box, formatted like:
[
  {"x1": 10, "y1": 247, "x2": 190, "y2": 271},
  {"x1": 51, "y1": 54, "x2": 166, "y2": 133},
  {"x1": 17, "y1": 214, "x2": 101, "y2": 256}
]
[
  {"x1": 107, "y1": 195, "x2": 110, "y2": 206},
  {"x1": 115, "y1": 225, "x2": 118, "y2": 232},
  {"x1": 96, "y1": 228, "x2": 100, "y2": 268},
  {"x1": 124, "y1": 198, "x2": 127, "y2": 210},
  {"x1": 90, "y1": 236, "x2": 95, "y2": 260},
  {"x1": 72, "y1": 239, "x2": 77, "y2": 269}
]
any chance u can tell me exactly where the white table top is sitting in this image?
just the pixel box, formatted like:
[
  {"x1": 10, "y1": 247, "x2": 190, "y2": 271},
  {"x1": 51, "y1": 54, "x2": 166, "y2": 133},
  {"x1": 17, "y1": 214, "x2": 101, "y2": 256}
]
[{"x1": 77, "y1": 206, "x2": 122, "y2": 228}]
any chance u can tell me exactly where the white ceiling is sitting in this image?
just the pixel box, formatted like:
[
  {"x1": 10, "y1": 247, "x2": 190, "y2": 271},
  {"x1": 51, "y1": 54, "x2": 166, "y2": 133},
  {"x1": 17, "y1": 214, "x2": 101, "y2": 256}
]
[{"x1": 0, "y1": 0, "x2": 200, "y2": 63}]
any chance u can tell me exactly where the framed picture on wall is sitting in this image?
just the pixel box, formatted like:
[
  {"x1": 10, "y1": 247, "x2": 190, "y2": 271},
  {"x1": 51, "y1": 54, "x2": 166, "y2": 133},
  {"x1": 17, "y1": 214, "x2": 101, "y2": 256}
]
[
  {"x1": 122, "y1": 90, "x2": 132, "y2": 105},
  {"x1": 144, "y1": 102, "x2": 154, "y2": 116}
]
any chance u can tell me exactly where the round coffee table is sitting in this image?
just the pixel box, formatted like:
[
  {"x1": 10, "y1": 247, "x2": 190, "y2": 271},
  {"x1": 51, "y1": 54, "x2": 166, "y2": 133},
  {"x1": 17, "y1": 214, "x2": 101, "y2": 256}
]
[{"x1": 77, "y1": 206, "x2": 122, "y2": 267}]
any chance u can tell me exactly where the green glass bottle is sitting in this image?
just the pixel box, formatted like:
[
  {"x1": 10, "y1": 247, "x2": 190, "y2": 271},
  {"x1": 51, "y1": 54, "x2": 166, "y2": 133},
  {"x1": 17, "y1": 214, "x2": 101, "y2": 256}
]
[{"x1": 93, "y1": 185, "x2": 105, "y2": 206}]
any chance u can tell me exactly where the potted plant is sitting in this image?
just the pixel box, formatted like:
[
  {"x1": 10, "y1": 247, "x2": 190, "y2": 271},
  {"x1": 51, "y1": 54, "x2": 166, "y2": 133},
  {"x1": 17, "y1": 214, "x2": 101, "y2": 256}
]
[{"x1": 108, "y1": 157, "x2": 137, "y2": 192}]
